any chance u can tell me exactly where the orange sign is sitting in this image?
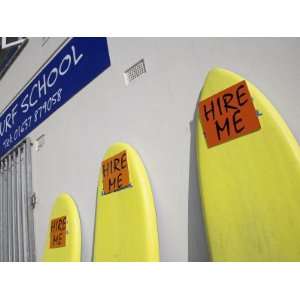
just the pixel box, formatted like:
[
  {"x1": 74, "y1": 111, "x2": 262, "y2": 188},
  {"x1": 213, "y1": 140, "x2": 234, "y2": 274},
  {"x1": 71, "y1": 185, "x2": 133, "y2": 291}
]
[
  {"x1": 199, "y1": 80, "x2": 261, "y2": 147},
  {"x1": 102, "y1": 150, "x2": 130, "y2": 194},
  {"x1": 50, "y1": 216, "x2": 67, "y2": 248}
]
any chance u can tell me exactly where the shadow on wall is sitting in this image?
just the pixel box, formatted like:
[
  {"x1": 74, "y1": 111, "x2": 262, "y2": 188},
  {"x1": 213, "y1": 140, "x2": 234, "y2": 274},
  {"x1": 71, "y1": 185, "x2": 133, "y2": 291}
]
[{"x1": 188, "y1": 105, "x2": 210, "y2": 261}]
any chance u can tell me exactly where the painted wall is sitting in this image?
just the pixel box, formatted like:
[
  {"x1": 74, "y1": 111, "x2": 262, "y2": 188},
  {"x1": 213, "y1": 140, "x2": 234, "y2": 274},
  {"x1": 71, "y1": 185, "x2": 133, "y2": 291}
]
[{"x1": 0, "y1": 38, "x2": 299, "y2": 261}]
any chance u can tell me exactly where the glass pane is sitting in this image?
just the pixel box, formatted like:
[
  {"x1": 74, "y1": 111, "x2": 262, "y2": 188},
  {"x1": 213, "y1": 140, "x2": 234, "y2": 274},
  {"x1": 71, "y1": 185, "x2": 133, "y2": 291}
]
[{"x1": 0, "y1": 37, "x2": 27, "y2": 79}]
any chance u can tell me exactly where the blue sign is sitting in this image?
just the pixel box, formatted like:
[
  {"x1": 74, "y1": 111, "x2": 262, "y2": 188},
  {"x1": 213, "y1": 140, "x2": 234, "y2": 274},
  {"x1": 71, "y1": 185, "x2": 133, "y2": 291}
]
[{"x1": 0, "y1": 37, "x2": 111, "y2": 157}]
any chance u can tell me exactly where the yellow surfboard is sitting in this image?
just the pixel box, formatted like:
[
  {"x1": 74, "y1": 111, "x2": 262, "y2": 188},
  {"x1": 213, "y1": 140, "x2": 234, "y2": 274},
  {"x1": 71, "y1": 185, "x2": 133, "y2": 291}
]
[
  {"x1": 196, "y1": 68, "x2": 300, "y2": 261},
  {"x1": 43, "y1": 193, "x2": 81, "y2": 262},
  {"x1": 93, "y1": 143, "x2": 160, "y2": 261}
]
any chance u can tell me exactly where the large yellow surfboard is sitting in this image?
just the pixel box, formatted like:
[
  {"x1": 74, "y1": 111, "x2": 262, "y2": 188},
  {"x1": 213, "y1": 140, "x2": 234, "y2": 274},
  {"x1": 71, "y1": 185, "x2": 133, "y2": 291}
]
[
  {"x1": 196, "y1": 68, "x2": 300, "y2": 261},
  {"x1": 43, "y1": 193, "x2": 81, "y2": 262},
  {"x1": 93, "y1": 143, "x2": 160, "y2": 261}
]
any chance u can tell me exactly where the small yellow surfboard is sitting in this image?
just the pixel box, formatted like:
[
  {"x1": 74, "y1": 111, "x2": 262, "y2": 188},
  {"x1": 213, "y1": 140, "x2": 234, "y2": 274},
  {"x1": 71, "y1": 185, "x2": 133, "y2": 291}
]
[
  {"x1": 93, "y1": 143, "x2": 160, "y2": 261},
  {"x1": 43, "y1": 193, "x2": 81, "y2": 262},
  {"x1": 196, "y1": 68, "x2": 300, "y2": 261}
]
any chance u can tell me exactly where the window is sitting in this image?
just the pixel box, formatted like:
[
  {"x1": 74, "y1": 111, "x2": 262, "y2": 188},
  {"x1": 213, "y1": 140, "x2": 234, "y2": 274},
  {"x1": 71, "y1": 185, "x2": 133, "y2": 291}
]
[{"x1": 0, "y1": 37, "x2": 27, "y2": 80}]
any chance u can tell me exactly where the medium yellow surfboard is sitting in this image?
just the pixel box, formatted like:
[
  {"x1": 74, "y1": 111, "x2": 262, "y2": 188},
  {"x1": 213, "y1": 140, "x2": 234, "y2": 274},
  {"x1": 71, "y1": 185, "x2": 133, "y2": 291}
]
[
  {"x1": 93, "y1": 143, "x2": 160, "y2": 261},
  {"x1": 196, "y1": 68, "x2": 300, "y2": 261},
  {"x1": 43, "y1": 193, "x2": 81, "y2": 262}
]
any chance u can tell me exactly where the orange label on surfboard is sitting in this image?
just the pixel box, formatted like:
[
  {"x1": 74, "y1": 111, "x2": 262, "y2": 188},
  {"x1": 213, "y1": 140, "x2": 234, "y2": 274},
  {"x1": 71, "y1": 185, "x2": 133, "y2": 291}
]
[
  {"x1": 199, "y1": 80, "x2": 261, "y2": 148},
  {"x1": 102, "y1": 150, "x2": 130, "y2": 194},
  {"x1": 50, "y1": 216, "x2": 67, "y2": 248}
]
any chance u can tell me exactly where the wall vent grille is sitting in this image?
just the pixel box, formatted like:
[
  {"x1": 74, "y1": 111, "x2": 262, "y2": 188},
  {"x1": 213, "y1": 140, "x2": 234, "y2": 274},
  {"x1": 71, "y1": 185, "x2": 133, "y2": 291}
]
[{"x1": 124, "y1": 59, "x2": 146, "y2": 85}]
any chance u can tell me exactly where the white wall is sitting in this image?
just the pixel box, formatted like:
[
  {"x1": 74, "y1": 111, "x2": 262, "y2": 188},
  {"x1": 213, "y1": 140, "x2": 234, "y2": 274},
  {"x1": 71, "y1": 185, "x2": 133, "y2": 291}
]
[{"x1": 0, "y1": 38, "x2": 299, "y2": 261}]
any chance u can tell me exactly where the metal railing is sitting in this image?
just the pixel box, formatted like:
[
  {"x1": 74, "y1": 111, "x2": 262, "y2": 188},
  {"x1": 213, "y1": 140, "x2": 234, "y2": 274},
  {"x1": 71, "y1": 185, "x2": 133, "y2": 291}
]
[{"x1": 0, "y1": 139, "x2": 35, "y2": 261}]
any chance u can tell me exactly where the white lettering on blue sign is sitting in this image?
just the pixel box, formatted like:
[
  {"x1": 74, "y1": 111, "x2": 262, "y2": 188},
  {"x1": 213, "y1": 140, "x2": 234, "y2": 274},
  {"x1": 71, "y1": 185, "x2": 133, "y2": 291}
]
[{"x1": 0, "y1": 37, "x2": 110, "y2": 157}]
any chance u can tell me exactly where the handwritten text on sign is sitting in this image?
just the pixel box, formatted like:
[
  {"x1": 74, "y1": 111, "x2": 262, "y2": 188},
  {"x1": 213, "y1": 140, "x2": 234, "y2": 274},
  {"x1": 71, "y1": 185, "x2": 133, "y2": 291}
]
[
  {"x1": 50, "y1": 216, "x2": 67, "y2": 248},
  {"x1": 0, "y1": 38, "x2": 110, "y2": 157},
  {"x1": 102, "y1": 151, "x2": 130, "y2": 194},
  {"x1": 199, "y1": 80, "x2": 261, "y2": 147}
]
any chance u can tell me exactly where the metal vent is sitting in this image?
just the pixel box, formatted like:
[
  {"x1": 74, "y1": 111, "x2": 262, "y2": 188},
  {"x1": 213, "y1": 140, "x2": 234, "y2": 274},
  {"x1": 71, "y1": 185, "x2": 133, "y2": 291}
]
[{"x1": 124, "y1": 59, "x2": 146, "y2": 85}]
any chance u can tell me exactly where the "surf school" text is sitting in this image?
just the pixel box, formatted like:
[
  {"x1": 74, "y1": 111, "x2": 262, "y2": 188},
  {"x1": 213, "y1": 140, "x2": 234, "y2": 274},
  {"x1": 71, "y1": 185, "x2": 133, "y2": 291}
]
[{"x1": 0, "y1": 45, "x2": 83, "y2": 138}]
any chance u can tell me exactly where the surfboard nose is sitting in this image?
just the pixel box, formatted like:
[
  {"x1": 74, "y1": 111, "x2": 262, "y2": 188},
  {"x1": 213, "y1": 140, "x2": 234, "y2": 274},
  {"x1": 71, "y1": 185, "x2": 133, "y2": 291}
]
[
  {"x1": 206, "y1": 67, "x2": 237, "y2": 79},
  {"x1": 200, "y1": 67, "x2": 245, "y2": 101}
]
